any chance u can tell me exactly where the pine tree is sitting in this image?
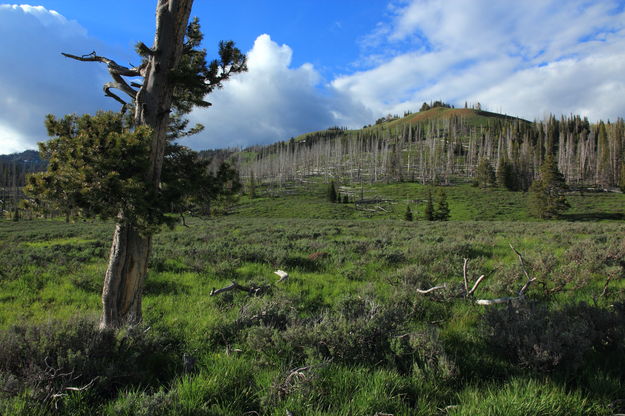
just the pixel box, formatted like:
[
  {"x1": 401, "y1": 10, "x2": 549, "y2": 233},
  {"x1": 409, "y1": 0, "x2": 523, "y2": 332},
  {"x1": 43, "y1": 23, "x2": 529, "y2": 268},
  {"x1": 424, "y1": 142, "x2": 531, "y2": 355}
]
[
  {"x1": 28, "y1": 2, "x2": 247, "y2": 329},
  {"x1": 476, "y1": 158, "x2": 496, "y2": 187},
  {"x1": 248, "y1": 170, "x2": 257, "y2": 198},
  {"x1": 434, "y1": 189, "x2": 450, "y2": 221},
  {"x1": 496, "y1": 156, "x2": 515, "y2": 190},
  {"x1": 404, "y1": 205, "x2": 413, "y2": 221},
  {"x1": 424, "y1": 188, "x2": 434, "y2": 221},
  {"x1": 327, "y1": 180, "x2": 337, "y2": 203},
  {"x1": 528, "y1": 154, "x2": 570, "y2": 219}
]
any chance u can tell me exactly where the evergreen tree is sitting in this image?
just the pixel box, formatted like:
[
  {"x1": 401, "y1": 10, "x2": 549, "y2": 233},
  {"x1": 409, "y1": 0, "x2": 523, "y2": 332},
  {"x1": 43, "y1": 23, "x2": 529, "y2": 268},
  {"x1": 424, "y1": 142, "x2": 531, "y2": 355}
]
[
  {"x1": 528, "y1": 154, "x2": 570, "y2": 219},
  {"x1": 29, "y1": 3, "x2": 247, "y2": 328},
  {"x1": 476, "y1": 158, "x2": 496, "y2": 187},
  {"x1": 434, "y1": 189, "x2": 450, "y2": 221},
  {"x1": 327, "y1": 180, "x2": 338, "y2": 203},
  {"x1": 404, "y1": 205, "x2": 413, "y2": 221},
  {"x1": 496, "y1": 156, "x2": 515, "y2": 190},
  {"x1": 424, "y1": 188, "x2": 434, "y2": 221},
  {"x1": 248, "y1": 170, "x2": 257, "y2": 198},
  {"x1": 342, "y1": 194, "x2": 349, "y2": 204}
]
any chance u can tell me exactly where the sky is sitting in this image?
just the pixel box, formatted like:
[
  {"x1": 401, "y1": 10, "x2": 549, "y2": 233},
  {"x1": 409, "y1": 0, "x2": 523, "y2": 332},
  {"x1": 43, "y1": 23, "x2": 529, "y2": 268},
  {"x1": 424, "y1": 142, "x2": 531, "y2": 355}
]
[{"x1": 1, "y1": 0, "x2": 625, "y2": 154}]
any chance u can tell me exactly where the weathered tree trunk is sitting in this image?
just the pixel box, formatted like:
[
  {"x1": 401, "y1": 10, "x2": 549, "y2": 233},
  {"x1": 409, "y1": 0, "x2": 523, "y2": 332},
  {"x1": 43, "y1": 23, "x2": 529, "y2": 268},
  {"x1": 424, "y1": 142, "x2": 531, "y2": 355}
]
[
  {"x1": 101, "y1": 221, "x2": 151, "y2": 328},
  {"x1": 100, "y1": 0, "x2": 194, "y2": 328}
]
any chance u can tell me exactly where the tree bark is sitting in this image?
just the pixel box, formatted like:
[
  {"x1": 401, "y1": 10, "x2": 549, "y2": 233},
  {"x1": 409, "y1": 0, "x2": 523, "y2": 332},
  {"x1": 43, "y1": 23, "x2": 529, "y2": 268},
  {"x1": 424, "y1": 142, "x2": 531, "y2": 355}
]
[{"x1": 100, "y1": 0, "x2": 194, "y2": 328}]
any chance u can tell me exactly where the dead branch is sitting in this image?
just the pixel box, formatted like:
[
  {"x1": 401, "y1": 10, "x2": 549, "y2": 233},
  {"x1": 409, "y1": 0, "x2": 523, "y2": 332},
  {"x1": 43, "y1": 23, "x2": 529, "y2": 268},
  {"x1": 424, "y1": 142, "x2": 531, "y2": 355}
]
[
  {"x1": 62, "y1": 51, "x2": 145, "y2": 109},
  {"x1": 463, "y1": 258, "x2": 469, "y2": 295},
  {"x1": 274, "y1": 269, "x2": 289, "y2": 283},
  {"x1": 210, "y1": 281, "x2": 260, "y2": 296},
  {"x1": 476, "y1": 245, "x2": 535, "y2": 306},
  {"x1": 210, "y1": 270, "x2": 288, "y2": 297},
  {"x1": 467, "y1": 274, "x2": 486, "y2": 296},
  {"x1": 476, "y1": 297, "x2": 519, "y2": 305},
  {"x1": 416, "y1": 284, "x2": 447, "y2": 294},
  {"x1": 509, "y1": 243, "x2": 530, "y2": 282}
]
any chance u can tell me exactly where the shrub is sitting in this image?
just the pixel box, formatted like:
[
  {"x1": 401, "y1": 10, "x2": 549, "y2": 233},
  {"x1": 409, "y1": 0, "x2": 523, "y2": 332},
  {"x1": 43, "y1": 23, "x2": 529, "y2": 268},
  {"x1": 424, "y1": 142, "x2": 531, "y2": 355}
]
[
  {"x1": 0, "y1": 316, "x2": 182, "y2": 408},
  {"x1": 483, "y1": 302, "x2": 625, "y2": 372}
]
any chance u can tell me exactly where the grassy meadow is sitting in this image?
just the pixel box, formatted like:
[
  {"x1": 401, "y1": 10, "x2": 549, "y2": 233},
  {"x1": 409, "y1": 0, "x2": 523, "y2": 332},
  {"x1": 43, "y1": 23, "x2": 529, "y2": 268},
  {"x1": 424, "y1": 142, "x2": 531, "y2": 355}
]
[{"x1": 1, "y1": 182, "x2": 625, "y2": 415}]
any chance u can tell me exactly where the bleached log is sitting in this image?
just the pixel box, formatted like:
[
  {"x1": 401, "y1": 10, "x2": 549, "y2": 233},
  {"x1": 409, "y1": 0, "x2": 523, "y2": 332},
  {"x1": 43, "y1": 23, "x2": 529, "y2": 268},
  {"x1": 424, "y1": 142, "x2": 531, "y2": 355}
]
[
  {"x1": 210, "y1": 281, "x2": 254, "y2": 296},
  {"x1": 416, "y1": 284, "x2": 447, "y2": 294},
  {"x1": 274, "y1": 269, "x2": 289, "y2": 283},
  {"x1": 476, "y1": 297, "x2": 518, "y2": 305}
]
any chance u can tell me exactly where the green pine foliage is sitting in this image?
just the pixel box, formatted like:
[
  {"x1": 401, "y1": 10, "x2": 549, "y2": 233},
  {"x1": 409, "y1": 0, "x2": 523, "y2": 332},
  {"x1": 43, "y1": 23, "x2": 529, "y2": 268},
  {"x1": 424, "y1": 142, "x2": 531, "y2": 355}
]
[
  {"x1": 26, "y1": 112, "x2": 239, "y2": 230},
  {"x1": 404, "y1": 205, "x2": 413, "y2": 221},
  {"x1": 528, "y1": 154, "x2": 570, "y2": 219},
  {"x1": 327, "y1": 180, "x2": 338, "y2": 203},
  {"x1": 435, "y1": 189, "x2": 450, "y2": 221},
  {"x1": 496, "y1": 157, "x2": 515, "y2": 190},
  {"x1": 476, "y1": 158, "x2": 496, "y2": 188},
  {"x1": 248, "y1": 171, "x2": 257, "y2": 198},
  {"x1": 424, "y1": 188, "x2": 434, "y2": 221}
]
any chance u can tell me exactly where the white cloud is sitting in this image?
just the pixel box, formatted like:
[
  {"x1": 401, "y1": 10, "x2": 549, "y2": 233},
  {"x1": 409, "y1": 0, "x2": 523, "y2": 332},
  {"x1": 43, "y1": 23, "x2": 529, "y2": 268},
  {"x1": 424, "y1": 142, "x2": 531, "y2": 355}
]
[
  {"x1": 0, "y1": 4, "x2": 116, "y2": 154},
  {"x1": 186, "y1": 34, "x2": 373, "y2": 149},
  {"x1": 337, "y1": 0, "x2": 625, "y2": 122}
]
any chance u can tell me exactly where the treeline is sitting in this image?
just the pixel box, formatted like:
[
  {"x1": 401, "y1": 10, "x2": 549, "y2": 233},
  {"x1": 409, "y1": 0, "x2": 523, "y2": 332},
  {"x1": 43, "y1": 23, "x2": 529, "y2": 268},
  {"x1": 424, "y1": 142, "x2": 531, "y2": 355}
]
[
  {"x1": 0, "y1": 151, "x2": 47, "y2": 218},
  {"x1": 237, "y1": 114, "x2": 625, "y2": 191}
]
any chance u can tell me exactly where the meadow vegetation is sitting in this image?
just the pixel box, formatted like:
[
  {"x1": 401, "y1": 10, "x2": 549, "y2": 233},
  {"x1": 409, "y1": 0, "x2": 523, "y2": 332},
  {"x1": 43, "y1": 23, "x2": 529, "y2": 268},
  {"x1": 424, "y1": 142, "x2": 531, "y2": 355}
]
[{"x1": 1, "y1": 182, "x2": 625, "y2": 415}]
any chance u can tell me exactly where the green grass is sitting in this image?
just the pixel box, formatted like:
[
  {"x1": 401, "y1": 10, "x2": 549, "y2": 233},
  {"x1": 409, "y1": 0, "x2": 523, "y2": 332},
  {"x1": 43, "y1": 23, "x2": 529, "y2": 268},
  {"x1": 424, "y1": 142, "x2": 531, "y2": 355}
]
[{"x1": 1, "y1": 186, "x2": 625, "y2": 415}]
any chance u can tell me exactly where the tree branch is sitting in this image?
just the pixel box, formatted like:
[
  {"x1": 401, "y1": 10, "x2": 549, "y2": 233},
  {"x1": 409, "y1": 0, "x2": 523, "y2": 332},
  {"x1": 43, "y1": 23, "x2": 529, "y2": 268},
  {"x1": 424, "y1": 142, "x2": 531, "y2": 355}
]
[{"x1": 416, "y1": 284, "x2": 447, "y2": 294}]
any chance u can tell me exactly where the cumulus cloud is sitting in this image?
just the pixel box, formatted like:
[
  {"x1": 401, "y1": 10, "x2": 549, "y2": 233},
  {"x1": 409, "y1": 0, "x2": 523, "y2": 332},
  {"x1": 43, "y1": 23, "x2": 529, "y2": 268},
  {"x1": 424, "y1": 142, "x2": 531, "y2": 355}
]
[
  {"x1": 0, "y1": 4, "x2": 116, "y2": 154},
  {"x1": 335, "y1": 0, "x2": 625, "y2": 121},
  {"x1": 186, "y1": 34, "x2": 373, "y2": 150}
]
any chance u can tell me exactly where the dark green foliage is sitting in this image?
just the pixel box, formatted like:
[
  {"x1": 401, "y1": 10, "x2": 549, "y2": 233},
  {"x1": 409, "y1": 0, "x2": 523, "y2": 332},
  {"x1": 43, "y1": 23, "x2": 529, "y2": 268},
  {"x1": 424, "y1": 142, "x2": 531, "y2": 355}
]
[
  {"x1": 26, "y1": 112, "x2": 156, "y2": 227},
  {"x1": 342, "y1": 194, "x2": 349, "y2": 204},
  {"x1": 248, "y1": 171, "x2": 257, "y2": 198},
  {"x1": 497, "y1": 156, "x2": 515, "y2": 190},
  {"x1": 476, "y1": 158, "x2": 496, "y2": 187},
  {"x1": 327, "y1": 180, "x2": 337, "y2": 203},
  {"x1": 435, "y1": 189, "x2": 450, "y2": 221},
  {"x1": 424, "y1": 188, "x2": 434, "y2": 220},
  {"x1": 528, "y1": 154, "x2": 570, "y2": 219},
  {"x1": 26, "y1": 113, "x2": 238, "y2": 231},
  {"x1": 404, "y1": 205, "x2": 413, "y2": 221},
  {"x1": 484, "y1": 302, "x2": 625, "y2": 372},
  {"x1": 0, "y1": 317, "x2": 181, "y2": 407},
  {"x1": 166, "y1": 18, "x2": 247, "y2": 114}
]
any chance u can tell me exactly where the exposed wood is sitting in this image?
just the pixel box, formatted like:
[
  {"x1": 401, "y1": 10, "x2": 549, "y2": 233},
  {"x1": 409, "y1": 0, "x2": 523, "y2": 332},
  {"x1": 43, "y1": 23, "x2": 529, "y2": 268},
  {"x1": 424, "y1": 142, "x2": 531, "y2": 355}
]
[
  {"x1": 476, "y1": 297, "x2": 518, "y2": 305},
  {"x1": 416, "y1": 284, "x2": 447, "y2": 294},
  {"x1": 274, "y1": 269, "x2": 289, "y2": 282},
  {"x1": 476, "y1": 245, "x2": 535, "y2": 305},
  {"x1": 467, "y1": 274, "x2": 486, "y2": 296},
  {"x1": 210, "y1": 281, "x2": 256, "y2": 296},
  {"x1": 462, "y1": 258, "x2": 469, "y2": 295}
]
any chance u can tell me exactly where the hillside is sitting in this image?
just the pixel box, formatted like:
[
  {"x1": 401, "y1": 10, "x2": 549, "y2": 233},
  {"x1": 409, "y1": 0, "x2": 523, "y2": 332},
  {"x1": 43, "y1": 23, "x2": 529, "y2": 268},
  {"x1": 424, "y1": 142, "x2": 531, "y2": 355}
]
[{"x1": 235, "y1": 109, "x2": 622, "y2": 194}]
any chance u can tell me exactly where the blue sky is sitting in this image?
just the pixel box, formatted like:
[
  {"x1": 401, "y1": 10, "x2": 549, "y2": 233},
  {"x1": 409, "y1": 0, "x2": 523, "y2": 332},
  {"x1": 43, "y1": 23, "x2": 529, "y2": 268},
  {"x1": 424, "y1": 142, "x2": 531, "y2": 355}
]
[{"x1": 1, "y1": 0, "x2": 625, "y2": 153}]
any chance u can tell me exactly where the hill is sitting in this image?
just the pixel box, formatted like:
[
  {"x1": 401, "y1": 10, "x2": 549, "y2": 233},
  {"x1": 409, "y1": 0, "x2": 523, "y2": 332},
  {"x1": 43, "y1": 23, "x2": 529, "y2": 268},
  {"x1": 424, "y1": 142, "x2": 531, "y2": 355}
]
[{"x1": 235, "y1": 109, "x2": 622, "y2": 193}]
